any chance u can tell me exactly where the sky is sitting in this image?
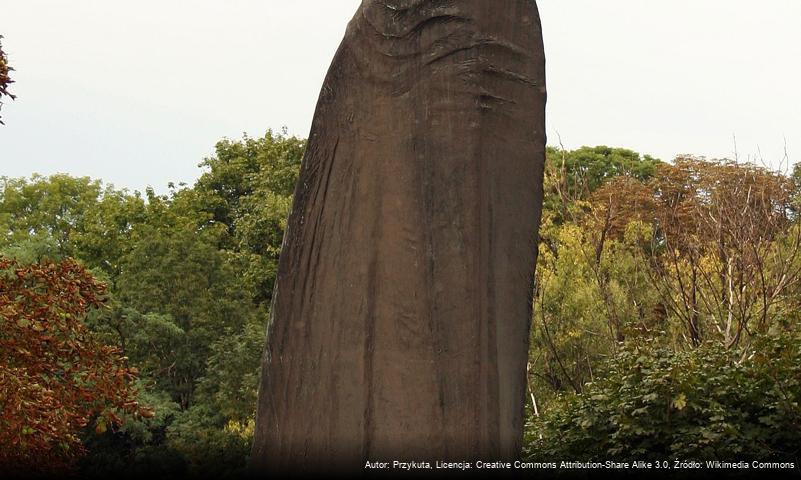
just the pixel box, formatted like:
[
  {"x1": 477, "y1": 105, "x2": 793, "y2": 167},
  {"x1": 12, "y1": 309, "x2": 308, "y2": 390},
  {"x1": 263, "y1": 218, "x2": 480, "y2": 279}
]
[{"x1": 1, "y1": 0, "x2": 800, "y2": 193}]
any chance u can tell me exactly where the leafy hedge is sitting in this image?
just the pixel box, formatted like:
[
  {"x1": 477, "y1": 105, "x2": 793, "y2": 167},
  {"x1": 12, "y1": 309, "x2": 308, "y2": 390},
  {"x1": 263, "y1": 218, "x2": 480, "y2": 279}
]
[{"x1": 525, "y1": 333, "x2": 801, "y2": 462}]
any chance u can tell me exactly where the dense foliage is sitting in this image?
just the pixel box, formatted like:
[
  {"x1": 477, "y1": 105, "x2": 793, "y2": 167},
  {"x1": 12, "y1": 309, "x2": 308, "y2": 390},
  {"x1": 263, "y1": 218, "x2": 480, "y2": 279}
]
[
  {"x1": 526, "y1": 334, "x2": 801, "y2": 461},
  {"x1": 0, "y1": 258, "x2": 148, "y2": 473},
  {"x1": 527, "y1": 148, "x2": 801, "y2": 465},
  {"x1": 0, "y1": 130, "x2": 304, "y2": 476},
  {"x1": 2, "y1": 128, "x2": 800, "y2": 472}
]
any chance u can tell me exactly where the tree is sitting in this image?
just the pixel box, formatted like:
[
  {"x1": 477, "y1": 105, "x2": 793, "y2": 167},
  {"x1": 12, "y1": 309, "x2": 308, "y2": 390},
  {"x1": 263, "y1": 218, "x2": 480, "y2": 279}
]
[
  {"x1": 0, "y1": 257, "x2": 150, "y2": 473},
  {"x1": 530, "y1": 146, "x2": 661, "y2": 403},
  {"x1": 0, "y1": 174, "x2": 146, "y2": 272},
  {"x1": 545, "y1": 145, "x2": 660, "y2": 210},
  {"x1": 0, "y1": 35, "x2": 14, "y2": 125},
  {"x1": 530, "y1": 220, "x2": 660, "y2": 399},
  {"x1": 194, "y1": 130, "x2": 304, "y2": 305},
  {"x1": 0, "y1": 144, "x2": 294, "y2": 474},
  {"x1": 116, "y1": 188, "x2": 257, "y2": 410},
  {"x1": 527, "y1": 153, "x2": 801, "y2": 431},
  {"x1": 593, "y1": 157, "x2": 801, "y2": 348}
]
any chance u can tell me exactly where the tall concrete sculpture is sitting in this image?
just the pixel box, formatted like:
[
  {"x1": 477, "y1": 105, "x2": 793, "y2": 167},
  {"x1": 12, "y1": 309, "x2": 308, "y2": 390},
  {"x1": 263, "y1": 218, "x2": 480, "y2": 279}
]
[{"x1": 252, "y1": 0, "x2": 546, "y2": 472}]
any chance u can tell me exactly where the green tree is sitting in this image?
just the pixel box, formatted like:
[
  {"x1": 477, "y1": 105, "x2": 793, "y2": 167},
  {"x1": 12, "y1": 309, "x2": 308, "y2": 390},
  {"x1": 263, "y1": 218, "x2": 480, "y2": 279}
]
[
  {"x1": 116, "y1": 188, "x2": 257, "y2": 409},
  {"x1": 0, "y1": 175, "x2": 145, "y2": 273},
  {"x1": 546, "y1": 145, "x2": 660, "y2": 202},
  {"x1": 194, "y1": 130, "x2": 304, "y2": 304},
  {"x1": 0, "y1": 175, "x2": 103, "y2": 257}
]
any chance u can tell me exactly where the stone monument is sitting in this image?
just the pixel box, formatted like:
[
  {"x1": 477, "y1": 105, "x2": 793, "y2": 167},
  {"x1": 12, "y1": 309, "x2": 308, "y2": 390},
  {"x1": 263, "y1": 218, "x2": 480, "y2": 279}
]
[{"x1": 252, "y1": 0, "x2": 546, "y2": 472}]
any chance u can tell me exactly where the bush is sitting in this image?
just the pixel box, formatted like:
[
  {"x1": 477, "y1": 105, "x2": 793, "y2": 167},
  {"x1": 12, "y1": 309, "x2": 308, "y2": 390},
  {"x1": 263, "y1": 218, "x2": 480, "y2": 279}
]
[{"x1": 525, "y1": 333, "x2": 801, "y2": 461}]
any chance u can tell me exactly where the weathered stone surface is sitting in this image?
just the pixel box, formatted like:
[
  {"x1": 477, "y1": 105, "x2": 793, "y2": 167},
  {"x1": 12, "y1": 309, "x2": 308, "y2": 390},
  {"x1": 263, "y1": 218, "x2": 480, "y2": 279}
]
[{"x1": 252, "y1": 0, "x2": 546, "y2": 472}]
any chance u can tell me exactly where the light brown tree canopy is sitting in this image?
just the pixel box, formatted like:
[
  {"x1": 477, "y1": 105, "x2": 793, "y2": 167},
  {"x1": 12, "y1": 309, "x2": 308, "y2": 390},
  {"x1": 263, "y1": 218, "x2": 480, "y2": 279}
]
[{"x1": 252, "y1": 0, "x2": 546, "y2": 472}]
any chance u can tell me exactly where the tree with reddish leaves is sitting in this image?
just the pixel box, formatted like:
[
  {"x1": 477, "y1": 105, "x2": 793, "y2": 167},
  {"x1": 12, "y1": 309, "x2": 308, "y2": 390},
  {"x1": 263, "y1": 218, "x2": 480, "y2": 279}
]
[
  {"x1": 0, "y1": 257, "x2": 151, "y2": 474},
  {"x1": 0, "y1": 34, "x2": 15, "y2": 125},
  {"x1": 589, "y1": 157, "x2": 801, "y2": 348}
]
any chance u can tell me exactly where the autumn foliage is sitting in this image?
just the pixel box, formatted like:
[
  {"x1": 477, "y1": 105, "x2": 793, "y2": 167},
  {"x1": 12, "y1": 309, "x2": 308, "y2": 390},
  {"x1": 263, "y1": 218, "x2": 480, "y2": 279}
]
[
  {"x1": 588, "y1": 157, "x2": 800, "y2": 346},
  {"x1": 0, "y1": 35, "x2": 14, "y2": 125},
  {"x1": 0, "y1": 257, "x2": 150, "y2": 473}
]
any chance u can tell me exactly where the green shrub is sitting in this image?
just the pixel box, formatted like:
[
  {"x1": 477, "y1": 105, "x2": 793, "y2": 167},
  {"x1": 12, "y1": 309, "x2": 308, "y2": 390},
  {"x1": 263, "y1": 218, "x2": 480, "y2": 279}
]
[{"x1": 525, "y1": 333, "x2": 801, "y2": 461}]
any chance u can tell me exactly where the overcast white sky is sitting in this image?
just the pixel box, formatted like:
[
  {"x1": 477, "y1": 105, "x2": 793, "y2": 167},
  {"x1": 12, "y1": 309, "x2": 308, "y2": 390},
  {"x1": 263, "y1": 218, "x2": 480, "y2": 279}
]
[{"x1": 1, "y1": 0, "x2": 799, "y2": 193}]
